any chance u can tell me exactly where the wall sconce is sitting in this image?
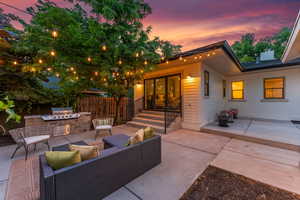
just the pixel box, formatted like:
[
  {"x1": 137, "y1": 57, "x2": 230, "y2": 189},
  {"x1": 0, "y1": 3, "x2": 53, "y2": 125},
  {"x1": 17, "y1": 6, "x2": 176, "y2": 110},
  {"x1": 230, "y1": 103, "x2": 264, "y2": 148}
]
[{"x1": 186, "y1": 73, "x2": 193, "y2": 79}]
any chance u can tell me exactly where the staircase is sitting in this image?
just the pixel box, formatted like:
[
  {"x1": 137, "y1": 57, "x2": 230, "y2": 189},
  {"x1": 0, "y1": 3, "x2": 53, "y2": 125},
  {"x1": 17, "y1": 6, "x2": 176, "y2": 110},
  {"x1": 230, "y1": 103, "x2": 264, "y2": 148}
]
[{"x1": 127, "y1": 110, "x2": 165, "y2": 133}]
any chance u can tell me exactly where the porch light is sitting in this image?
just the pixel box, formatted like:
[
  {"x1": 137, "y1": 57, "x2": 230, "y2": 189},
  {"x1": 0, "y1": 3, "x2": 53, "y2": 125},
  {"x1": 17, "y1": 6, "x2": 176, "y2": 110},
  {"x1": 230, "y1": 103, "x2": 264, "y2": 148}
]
[{"x1": 186, "y1": 73, "x2": 193, "y2": 79}]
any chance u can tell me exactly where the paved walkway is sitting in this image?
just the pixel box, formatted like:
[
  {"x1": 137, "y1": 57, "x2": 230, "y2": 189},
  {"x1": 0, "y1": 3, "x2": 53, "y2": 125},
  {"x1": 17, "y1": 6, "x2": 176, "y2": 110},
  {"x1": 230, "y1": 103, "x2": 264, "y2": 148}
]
[{"x1": 1, "y1": 126, "x2": 300, "y2": 200}]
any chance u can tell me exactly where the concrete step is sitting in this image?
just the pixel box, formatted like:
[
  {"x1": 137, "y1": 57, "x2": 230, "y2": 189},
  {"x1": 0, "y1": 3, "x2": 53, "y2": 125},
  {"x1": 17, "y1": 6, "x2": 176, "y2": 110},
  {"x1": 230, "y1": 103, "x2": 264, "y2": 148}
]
[
  {"x1": 133, "y1": 117, "x2": 164, "y2": 126},
  {"x1": 137, "y1": 113, "x2": 164, "y2": 121},
  {"x1": 141, "y1": 110, "x2": 164, "y2": 116},
  {"x1": 127, "y1": 121, "x2": 165, "y2": 133}
]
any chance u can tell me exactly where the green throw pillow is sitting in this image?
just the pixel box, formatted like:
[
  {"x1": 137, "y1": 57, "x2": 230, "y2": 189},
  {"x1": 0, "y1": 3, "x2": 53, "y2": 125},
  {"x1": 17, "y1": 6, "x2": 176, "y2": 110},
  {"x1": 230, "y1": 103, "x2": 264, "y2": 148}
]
[
  {"x1": 144, "y1": 127, "x2": 154, "y2": 140},
  {"x1": 45, "y1": 151, "x2": 81, "y2": 170}
]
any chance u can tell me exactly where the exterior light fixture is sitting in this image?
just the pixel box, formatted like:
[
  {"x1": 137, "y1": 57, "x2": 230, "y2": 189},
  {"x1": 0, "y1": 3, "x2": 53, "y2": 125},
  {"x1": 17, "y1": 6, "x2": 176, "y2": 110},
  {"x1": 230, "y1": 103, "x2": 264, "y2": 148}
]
[{"x1": 186, "y1": 73, "x2": 193, "y2": 79}]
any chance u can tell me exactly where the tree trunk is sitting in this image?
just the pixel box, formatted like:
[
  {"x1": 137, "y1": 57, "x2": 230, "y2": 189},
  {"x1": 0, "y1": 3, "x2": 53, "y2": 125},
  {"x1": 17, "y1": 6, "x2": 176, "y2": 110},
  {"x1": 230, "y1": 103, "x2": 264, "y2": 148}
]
[{"x1": 114, "y1": 96, "x2": 122, "y2": 125}]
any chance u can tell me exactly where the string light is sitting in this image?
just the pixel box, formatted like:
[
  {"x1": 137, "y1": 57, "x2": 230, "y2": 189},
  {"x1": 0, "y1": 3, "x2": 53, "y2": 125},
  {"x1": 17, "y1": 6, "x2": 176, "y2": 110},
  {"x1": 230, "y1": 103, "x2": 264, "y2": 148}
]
[
  {"x1": 183, "y1": 59, "x2": 187, "y2": 62},
  {"x1": 31, "y1": 67, "x2": 36, "y2": 72},
  {"x1": 207, "y1": 53, "x2": 211, "y2": 57},
  {"x1": 52, "y1": 31, "x2": 58, "y2": 38},
  {"x1": 144, "y1": 60, "x2": 148, "y2": 65},
  {"x1": 179, "y1": 56, "x2": 183, "y2": 61},
  {"x1": 13, "y1": 61, "x2": 17, "y2": 65},
  {"x1": 47, "y1": 67, "x2": 52, "y2": 71},
  {"x1": 73, "y1": 71, "x2": 77, "y2": 75},
  {"x1": 70, "y1": 67, "x2": 74, "y2": 71},
  {"x1": 101, "y1": 45, "x2": 107, "y2": 51},
  {"x1": 118, "y1": 60, "x2": 122, "y2": 65},
  {"x1": 94, "y1": 71, "x2": 99, "y2": 76},
  {"x1": 166, "y1": 60, "x2": 169, "y2": 64},
  {"x1": 199, "y1": 56, "x2": 202, "y2": 59},
  {"x1": 90, "y1": 77, "x2": 94, "y2": 81},
  {"x1": 38, "y1": 59, "x2": 43, "y2": 64},
  {"x1": 194, "y1": 56, "x2": 198, "y2": 60},
  {"x1": 55, "y1": 73, "x2": 60, "y2": 77},
  {"x1": 87, "y1": 57, "x2": 92, "y2": 62},
  {"x1": 140, "y1": 69, "x2": 144, "y2": 73},
  {"x1": 212, "y1": 52, "x2": 216, "y2": 55},
  {"x1": 126, "y1": 71, "x2": 130, "y2": 76},
  {"x1": 161, "y1": 57, "x2": 165, "y2": 61},
  {"x1": 103, "y1": 78, "x2": 107, "y2": 82},
  {"x1": 135, "y1": 52, "x2": 139, "y2": 58},
  {"x1": 50, "y1": 50, "x2": 56, "y2": 56},
  {"x1": 75, "y1": 76, "x2": 79, "y2": 80}
]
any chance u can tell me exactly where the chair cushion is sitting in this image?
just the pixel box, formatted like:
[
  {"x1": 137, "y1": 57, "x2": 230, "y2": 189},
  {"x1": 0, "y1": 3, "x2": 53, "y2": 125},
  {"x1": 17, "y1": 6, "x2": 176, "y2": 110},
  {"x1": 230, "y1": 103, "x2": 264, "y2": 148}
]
[
  {"x1": 45, "y1": 151, "x2": 81, "y2": 170},
  {"x1": 69, "y1": 144, "x2": 100, "y2": 161},
  {"x1": 103, "y1": 134, "x2": 130, "y2": 148},
  {"x1": 144, "y1": 127, "x2": 155, "y2": 140},
  {"x1": 95, "y1": 125, "x2": 112, "y2": 130},
  {"x1": 24, "y1": 135, "x2": 50, "y2": 145}
]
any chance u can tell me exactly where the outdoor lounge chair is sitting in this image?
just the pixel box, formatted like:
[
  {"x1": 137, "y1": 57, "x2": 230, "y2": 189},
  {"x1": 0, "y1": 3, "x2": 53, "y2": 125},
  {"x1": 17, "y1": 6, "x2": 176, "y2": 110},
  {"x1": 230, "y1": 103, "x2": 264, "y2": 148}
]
[
  {"x1": 9, "y1": 126, "x2": 51, "y2": 160},
  {"x1": 92, "y1": 118, "x2": 114, "y2": 139}
]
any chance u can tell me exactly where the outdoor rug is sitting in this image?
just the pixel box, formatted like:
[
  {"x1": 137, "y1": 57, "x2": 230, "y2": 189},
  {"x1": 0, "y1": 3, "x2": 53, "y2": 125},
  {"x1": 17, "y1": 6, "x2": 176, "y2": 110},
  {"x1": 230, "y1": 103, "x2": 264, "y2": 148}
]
[{"x1": 6, "y1": 156, "x2": 39, "y2": 200}]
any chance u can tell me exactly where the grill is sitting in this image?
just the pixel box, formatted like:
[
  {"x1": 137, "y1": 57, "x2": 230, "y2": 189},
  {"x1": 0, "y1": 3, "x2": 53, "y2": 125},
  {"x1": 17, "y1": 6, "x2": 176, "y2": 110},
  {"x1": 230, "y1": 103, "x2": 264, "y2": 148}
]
[{"x1": 41, "y1": 107, "x2": 80, "y2": 121}]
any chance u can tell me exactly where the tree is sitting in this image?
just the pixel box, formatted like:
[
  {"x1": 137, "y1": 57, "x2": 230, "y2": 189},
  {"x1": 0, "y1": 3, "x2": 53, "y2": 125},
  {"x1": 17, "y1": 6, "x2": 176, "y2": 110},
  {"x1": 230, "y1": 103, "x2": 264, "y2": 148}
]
[
  {"x1": 232, "y1": 28, "x2": 291, "y2": 63},
  {"x1": 9, "y1": 0, "x2": 181, "y2": 123}
]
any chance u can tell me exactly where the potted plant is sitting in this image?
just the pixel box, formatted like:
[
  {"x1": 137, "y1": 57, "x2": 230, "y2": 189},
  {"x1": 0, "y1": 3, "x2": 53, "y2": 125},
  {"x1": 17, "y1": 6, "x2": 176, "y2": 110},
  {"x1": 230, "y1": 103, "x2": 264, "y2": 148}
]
[
  {"x1": 230, "y1": 108, "x2": 239, "y2": 119},
  {"x1": 217, "y1": 111, "x2": 230, "y2": 127},
  {"x1": 0, "y1": 97, "x2": 21, "y2": 146}
]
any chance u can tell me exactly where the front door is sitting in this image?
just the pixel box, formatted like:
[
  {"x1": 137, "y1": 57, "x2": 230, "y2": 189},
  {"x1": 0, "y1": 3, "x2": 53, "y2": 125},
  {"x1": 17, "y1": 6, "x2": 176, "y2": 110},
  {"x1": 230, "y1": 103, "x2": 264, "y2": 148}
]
[{"x1": 144, "y1": 74, "x2": 181, "y2": 111}]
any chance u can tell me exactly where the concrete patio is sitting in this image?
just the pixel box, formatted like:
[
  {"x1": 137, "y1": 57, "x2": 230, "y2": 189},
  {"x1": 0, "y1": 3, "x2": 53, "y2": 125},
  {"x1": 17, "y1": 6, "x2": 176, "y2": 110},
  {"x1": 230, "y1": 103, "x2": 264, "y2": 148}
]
[
  {"x1": 202, "y1": 118, "x2": 300, "y2": 151},
  {"x1": 1, "y1": 125, "x2": 300, "y2": 200}
]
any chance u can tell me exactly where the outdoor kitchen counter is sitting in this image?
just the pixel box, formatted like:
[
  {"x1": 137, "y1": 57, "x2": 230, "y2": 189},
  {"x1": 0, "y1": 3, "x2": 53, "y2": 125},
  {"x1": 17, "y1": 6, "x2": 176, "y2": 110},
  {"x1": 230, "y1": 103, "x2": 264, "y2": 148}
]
[{"x1": 24, "y1": 112, "x2": 92, "y2": 136}]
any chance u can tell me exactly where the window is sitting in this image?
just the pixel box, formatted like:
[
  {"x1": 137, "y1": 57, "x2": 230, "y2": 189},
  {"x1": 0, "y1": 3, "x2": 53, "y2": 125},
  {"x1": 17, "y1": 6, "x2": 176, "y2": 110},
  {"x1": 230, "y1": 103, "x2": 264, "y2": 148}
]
[
  {"x1": 231, "y1": 81, "x2": 244, "y2": 100},
  {"x1": 204, "y1": 71, "x2": 209, "y2": 96},
  {"x1": 264, "y1": 77, "x2": 285, "y2": 99},
  {"x1": 223, "y1": 80, "x2": 226, "y2": 98}
]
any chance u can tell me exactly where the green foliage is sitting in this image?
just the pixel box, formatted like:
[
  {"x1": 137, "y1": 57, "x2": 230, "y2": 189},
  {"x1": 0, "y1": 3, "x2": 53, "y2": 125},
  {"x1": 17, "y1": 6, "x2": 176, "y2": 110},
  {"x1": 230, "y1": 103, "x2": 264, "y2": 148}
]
[
  {"x1": 232, "y1": 28, "x2": 291, "y2": 63},
  {"x1": 0, "y1": 97, "x2": 21, "y2": 123}
]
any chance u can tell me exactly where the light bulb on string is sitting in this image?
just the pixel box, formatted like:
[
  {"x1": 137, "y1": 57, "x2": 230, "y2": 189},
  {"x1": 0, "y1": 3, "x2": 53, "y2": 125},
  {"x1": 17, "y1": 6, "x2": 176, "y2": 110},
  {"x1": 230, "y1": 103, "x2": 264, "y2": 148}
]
[
  {"x1": 13, "y1": 61, "x2": 17, "y2": 65},
  {"x1": 38, "y1": 59, "x2": 43, "y2": 64},
  {"x1": 118, "y1": 60, "x2": 122, "y2": 65},
  {"x1": 94, "y1": 71, "x2": 99, "y2": 76},
  {"x1": 101, "y1": 45, "x2": 107, "y2": 51},
  {"x1": 144, "y1": 60, "x2": 148, "y2": 65},
  {"x1": 87, "y1": 57, "x2": 92, "y2": 62},
  {"x1": 70, "y1": 67, "x2": 74, "y2": 71},
  {"x1": 55, "y1": 73, "x2": 60, "y2": 77},
  {"x1": 52, "y1": 31, "x2": 58, "y2": 38},
  {"x1": 50, "y1": 50, "x2": 56, "y2": 56},
  {"x1": 135, "y1": 52, "x2": 139, "y2": 58},
  {"x1": 47, "y1": 67, "x2": 52, "y2": 71}
]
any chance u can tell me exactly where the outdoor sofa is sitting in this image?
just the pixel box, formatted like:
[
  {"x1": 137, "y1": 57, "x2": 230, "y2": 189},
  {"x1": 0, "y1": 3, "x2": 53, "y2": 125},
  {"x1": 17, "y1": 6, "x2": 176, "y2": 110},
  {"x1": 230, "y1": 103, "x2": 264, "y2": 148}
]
[{"x1": 39, "y1": 134, "x2": 161, "y2": 200}]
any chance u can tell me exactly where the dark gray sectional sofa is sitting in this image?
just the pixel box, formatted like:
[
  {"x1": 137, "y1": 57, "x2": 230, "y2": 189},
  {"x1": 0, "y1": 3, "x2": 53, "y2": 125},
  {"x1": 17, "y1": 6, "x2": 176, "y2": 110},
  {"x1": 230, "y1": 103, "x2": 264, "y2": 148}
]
[{"x1": 39, "y1": 134, "x2": 161, "y2": 200}]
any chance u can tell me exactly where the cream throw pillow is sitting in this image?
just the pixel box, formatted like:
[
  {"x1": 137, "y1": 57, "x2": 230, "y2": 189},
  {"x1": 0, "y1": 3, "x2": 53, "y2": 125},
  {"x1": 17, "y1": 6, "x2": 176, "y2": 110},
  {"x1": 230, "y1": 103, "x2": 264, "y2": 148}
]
[
  {"x1": 69, "y1": 144, "x2": 100, "y2": 161},
  {"x1": 128, "y1": 128, "x2": 144, "y2": 145}
]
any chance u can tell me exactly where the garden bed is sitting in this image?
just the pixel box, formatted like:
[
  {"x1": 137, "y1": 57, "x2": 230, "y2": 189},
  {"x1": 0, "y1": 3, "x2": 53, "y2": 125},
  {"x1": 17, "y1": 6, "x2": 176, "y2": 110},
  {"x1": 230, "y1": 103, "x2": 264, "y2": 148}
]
[{"x1": 181, "y1": 166, "x2": 300, "y2": 200}]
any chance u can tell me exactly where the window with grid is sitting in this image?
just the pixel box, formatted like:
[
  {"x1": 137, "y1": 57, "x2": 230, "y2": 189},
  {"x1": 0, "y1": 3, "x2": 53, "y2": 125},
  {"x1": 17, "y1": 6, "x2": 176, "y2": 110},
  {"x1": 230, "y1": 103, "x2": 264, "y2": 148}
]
[
  {"x1": 204, "y1": 71, "x2": 209, "y2": 96},
  {"x1": 264, "y1": 77, "x2": 284, "y2": 99},
  {"x1": 231, "y1": 81, "x2": 244, "y2": 100}
]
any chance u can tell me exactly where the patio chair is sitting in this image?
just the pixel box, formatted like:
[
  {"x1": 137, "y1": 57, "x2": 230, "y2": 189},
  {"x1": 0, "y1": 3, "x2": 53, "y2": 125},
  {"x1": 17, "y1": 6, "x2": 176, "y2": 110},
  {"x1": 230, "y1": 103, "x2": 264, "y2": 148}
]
[
  {"x1": 9, "y1": 126, "x2": 52, "y2": 160},
  {"x1": 92, "y1": 118, "x2": 114, "y2": 140}
]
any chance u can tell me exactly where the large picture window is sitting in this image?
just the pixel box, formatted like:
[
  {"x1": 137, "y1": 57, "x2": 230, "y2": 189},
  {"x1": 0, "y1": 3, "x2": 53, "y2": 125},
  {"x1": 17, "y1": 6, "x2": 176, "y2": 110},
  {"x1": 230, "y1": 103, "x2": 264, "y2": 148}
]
[
  {"x1": 264, "y1": 77, "x2": 285, "y2": 99},
  {"x1": 231, "y1": 81, "x2": 244, "y2": 100},
  {"x1": 204, "y1": 71, "x2": 209, "y2": 96}
]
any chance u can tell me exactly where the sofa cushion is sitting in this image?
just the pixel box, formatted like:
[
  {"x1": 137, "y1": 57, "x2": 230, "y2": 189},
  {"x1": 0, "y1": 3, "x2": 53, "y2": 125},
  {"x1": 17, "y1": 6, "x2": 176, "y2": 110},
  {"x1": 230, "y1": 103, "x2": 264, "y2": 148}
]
[
  {"x1": 45, "y1": 151, "x2": 81, "y2": 170},
  {"x1": 144, "y1": 127, "x2": 154, "y2": 140},
  {"x1": 103, "y1": 134, "x2": 130, "y2": 148},
  {"x1": 69, "y1": 144, "x2": 100, "y2": 161}
]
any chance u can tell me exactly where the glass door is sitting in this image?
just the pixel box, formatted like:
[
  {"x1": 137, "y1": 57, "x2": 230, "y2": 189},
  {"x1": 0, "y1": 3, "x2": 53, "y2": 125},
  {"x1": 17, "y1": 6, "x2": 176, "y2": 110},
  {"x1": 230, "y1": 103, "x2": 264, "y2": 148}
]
[
  {"x1": 155, "y1": 78, "x2": 166, "y2": 109},
  {"x1": 144, "y1": 79, "x2": 154, "y2": 109},
  {"x1": 167, "y1": 75, "x2": 181, "y2": 110},
  {"x1": 144, "y1": 74, "x2": 181, "y2": 111}
]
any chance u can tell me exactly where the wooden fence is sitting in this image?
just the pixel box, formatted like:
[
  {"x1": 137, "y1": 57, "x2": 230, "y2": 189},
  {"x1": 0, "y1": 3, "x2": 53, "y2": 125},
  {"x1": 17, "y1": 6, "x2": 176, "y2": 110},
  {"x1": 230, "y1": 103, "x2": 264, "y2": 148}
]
[{"x1": 76, "y1": 96, "x2": 134, "y2": 123}]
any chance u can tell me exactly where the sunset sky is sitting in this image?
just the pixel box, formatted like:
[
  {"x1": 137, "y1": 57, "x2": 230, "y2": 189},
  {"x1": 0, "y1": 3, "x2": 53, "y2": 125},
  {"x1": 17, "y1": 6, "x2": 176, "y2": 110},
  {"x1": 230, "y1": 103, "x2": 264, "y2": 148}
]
[{"x1": 1, "y1": 0, "x2": 300, "y2": 50}]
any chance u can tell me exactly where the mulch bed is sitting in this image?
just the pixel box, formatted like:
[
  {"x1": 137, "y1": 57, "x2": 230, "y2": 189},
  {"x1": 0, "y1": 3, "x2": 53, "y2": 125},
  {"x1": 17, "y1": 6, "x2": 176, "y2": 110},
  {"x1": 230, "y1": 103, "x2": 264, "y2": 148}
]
[{"x1": 181, "y1": 166, "x2": 300, "y2": 200}]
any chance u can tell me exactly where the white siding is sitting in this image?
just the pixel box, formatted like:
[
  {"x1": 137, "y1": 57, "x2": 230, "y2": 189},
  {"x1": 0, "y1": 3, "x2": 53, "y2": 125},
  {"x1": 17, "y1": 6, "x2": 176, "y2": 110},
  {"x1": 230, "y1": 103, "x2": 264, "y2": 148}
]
[{"x1": 225, "y1": 66, "x2": 300, "y2": 121}]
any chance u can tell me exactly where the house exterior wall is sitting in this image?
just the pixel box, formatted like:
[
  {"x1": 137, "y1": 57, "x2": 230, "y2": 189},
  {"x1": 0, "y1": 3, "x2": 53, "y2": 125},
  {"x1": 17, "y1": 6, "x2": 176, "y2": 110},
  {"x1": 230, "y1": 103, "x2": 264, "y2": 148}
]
[
  {"x1": 134, "y1": 62, "x2": 203, "y2": 130},
  {"x1": 225, "y1": 66, "x2": 300, "y2": 121},
  {"x1": 199, "y1": 64, "x2": 226, "y2": 126}
]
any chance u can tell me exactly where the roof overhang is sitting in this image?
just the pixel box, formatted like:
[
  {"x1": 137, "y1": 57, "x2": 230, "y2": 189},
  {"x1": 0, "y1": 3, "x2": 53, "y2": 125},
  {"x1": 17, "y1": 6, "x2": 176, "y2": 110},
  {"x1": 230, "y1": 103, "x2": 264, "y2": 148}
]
[
  {"x1": 282, "y1": 10, "x2": 300, "y2": 63},
  {"x1": 158, "y1": 41, "x2": 244, "y2": 75}
]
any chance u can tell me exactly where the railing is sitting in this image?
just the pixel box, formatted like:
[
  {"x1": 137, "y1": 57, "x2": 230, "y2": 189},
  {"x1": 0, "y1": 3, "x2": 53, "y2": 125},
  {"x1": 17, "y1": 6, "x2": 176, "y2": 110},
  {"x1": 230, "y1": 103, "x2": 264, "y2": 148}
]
[{"x1": 164, "y1": 109, "x2": 181, "y2": 134}]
